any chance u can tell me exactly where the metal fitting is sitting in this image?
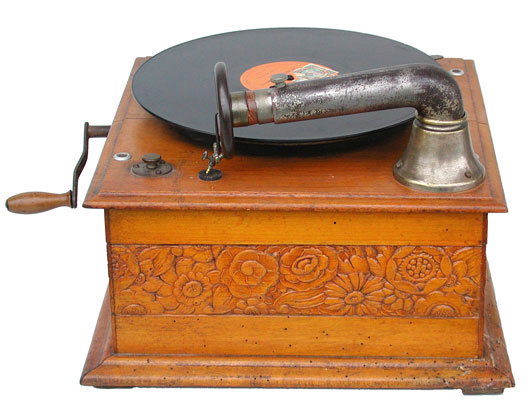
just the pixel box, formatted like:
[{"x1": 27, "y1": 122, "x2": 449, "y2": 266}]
[{"x1": 393, "y1": 113, "x2": 485, "y2": 192}]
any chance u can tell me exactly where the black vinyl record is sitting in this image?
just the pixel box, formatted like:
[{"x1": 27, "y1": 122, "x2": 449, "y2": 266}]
[{"x1": 132, "y1": 28, "x2": 438, "y2": 145}]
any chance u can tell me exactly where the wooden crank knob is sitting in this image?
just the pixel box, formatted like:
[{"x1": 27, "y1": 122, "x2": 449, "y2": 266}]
[{"x1": 6, "y1": 191, "x2": 72, "y2": 214}]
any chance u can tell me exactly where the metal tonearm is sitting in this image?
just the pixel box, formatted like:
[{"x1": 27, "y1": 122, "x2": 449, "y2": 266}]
[{"x1": 200, "y1": 62, "x2": 484, "y2": 193}]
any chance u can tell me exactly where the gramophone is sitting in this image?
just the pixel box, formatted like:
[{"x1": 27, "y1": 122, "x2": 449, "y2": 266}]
[{"x1": 5, "y1": 28, "x2": 512, "y2": 394}]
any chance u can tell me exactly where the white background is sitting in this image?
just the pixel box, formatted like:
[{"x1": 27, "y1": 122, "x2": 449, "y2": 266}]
[{"x1": 1, "y1": 0, "x2": 530, "y2": 398}]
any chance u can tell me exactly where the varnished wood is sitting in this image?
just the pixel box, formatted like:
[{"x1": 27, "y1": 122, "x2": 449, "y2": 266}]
[
  {"x1": 80, "y1": 288, "x2": 113, "y2": 380},
  {"x1": 80, "y1": 264, "x2": 513, "y2": 391},
  {"x1": 481, "y1": 268, "x2": 514, "y2": 388},
  {"x1": 83, "y1": 59, "x2": 506, "y2": 213},
  {"x1": 6, "y1": 190, "x2": 71, "y2": 214},
  {"x1": 109, "y1": 243, "x2": 483, "y2": 358},
  {"x1": 107, "y1": 209, "x2": 485, "y2": 245},
  {"x1": 116, "y1": 315, "x2": 479, "y2": 357},
  {"x1": 78, "y1": 57, "x2": 511, "y2": 393},
  {"x1": 110, "y1": 244, "x2": 483, "y2": 317}
]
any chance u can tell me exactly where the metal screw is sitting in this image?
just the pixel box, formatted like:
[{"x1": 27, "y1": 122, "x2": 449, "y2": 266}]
[
  {"x1": 271, "y1": 73, "x2": 289, "y2": 88},
  {"x1": 465, "y1": 170, "x2": 472, "y2": 178},
  {"x1": 395, "y1": 160, "x2": 404, "y2": 169}
]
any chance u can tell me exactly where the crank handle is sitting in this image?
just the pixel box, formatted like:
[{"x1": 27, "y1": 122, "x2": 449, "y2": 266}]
[
  {"x1": 6, "y1": 191, "x2": 72, "y2": 214},
  {"x1": 5, "y1": 123, "x2": 110, "y2": 214}
]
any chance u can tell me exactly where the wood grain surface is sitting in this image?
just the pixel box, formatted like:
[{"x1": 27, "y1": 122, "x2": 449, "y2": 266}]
[
  {"x1": 80, "y1": 264, "x2": 513, "y2": 391},
  {"x1": 6, "y1": 190, "x2": 71, "y2": 214},
  {"x1": 115, "y1": 315, "x2": 479, "y2": 357},
  {"x1": 107, "y1": 209, "x2": 485, "y2": 245}
]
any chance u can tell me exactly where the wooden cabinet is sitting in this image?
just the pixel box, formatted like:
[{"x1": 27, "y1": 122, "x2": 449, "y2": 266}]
[{"x1": 80, "y1": 58, "x2": 513, "y2": 394}]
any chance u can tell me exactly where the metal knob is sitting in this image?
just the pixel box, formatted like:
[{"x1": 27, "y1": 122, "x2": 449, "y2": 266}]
[
  {"x1": 132, "y1": 153, "x2": 172, "y2": 177},
  {"x1": 142, "y1": 153, "x2": 162, "y2": 169},
  {"x1": 270, "y1": 73, "x2": 289, "y2": 88}
]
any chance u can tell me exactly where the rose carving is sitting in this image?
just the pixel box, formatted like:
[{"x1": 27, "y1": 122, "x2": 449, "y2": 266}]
[
  {"x1": 217, "y1": 247, "x2": 279, "y2": 298},
  {"x1": 280, "y1": 246, "x2": 338, "y2": 291}
]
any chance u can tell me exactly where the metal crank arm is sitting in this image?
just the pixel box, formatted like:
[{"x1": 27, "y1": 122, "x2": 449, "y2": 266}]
[{"x1": 6, "y1": 123, "x2": 110, "y2": 214}]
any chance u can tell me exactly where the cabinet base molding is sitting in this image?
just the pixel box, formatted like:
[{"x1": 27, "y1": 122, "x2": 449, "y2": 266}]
[{"x1": 81, "y1": 266, "x2": 513, "y2": 394}]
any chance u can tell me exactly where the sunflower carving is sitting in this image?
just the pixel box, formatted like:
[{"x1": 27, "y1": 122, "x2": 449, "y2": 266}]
[{"x1": 323, "y1": 272, "x2": 392, "y2": 316}]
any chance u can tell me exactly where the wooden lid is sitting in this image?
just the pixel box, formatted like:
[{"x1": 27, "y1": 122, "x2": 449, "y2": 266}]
[{"x1": 83, "y1": 58, "x2": 506, "y2": 213}]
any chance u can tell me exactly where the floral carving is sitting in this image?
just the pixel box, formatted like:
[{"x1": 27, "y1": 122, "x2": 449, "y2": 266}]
[
  {"x1": 415, "y1": 292, "x2": 475, "y2": 317},
  {"x1": 323, "y1": 272, "x2": 392, "y2": 316},
  {"x1": 111, "y1": 245, "x2": 482, "y2": 318},
  {"x1": 280, "y1": 247, "x2": 337, "y2": 291},
  {"x1": 386, "y1": 247, "x2": 453, "y2": 295},
  {"x1": 234, "y1": 298, "x2": 269, "y2": 315},
  {"x1": 217, "y1": 247, "x2": 279, "y2": 299}
]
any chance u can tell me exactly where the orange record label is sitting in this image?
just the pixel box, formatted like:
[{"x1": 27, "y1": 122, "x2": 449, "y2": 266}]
[{"x1": 240, "y1": 61, "x2": 338, "y2": 90}]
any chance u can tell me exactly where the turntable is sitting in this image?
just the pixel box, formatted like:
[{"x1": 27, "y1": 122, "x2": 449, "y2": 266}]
[{"x1": 5, "y1": 28, "x2": 513, "y2": 394}]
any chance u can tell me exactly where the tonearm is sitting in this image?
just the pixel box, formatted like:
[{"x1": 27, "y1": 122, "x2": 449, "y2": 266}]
[{"x1": 201, "y1": 62, "x2": 485, "y2": 193}]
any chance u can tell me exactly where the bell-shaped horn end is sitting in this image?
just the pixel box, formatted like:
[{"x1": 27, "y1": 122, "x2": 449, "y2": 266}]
[{"x1": 393, "y1": 114, "x2": 485, "y2": 193}]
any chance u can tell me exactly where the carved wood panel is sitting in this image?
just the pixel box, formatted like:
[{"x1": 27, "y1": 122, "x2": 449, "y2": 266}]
[{"x1": 110, "y1": 245, "x2": 481, "y2": 317}]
